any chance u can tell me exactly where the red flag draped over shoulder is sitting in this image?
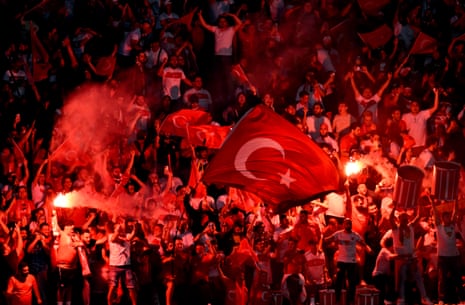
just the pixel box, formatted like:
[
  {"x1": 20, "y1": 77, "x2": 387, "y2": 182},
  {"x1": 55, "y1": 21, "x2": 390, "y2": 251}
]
[
  {"x1": 202, "y1": 105, "x2": 340, "y2": 213},
  {"x1": 409, "y1": 32, "x2": 437, "y2": 55},
  {"x1": 159, "y1": 109, "x2": 212, "y2": 137}
]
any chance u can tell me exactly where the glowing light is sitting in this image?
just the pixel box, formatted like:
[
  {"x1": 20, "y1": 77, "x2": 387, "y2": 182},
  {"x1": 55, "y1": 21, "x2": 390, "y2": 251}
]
[
  {"x1": 345, "y1": 160, "x2": 362, "y2": 177},
  {"x1": 54, "y1": 193, "x2": 71, "y2": 208}
]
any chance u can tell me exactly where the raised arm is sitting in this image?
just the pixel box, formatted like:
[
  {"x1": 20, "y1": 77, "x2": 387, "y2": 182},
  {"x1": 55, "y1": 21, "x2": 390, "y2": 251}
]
[
  {"x1": 33, "y1": 159, "x2": 48, "y2": 186},
  {"x1": 430, "y1": 195, "x2": 440, "y2": 225},
  {"x1": 428, "y1": 88, "x2": 440, "y2": 115},
  {"x1": 376, "y1": 72, "x2": 392, "y2": 97},
  {"x1": 349, "y1": 72, "x2": 361, "y2": 98},
  {"x1": 389, "y1": 204, "x2": 398, "y2": 229},
  {"x1": 225, "y1": 13, "x2": 242, "y2": 31},
  {"x1": 197, "y1": 11, "x2": 215, "y2": 33}
]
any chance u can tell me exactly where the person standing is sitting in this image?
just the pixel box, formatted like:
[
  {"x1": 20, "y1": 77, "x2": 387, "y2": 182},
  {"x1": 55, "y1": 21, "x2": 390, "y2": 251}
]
[
  {"x1": 325, "y1": 218, "x2": 373, "y2": 305},
  {"x1": 432, "y1": 200, "x2": 465, "y2": 305},
  {"x1": 107, "y1": 222, "x2": 137, "y2": 305},
  {"x1": 197, "y1": 11, "x2": 242, "y2": 115},
  {"x1": 388, "y1": 207, "x2": 434, "y2": 305},
  {"x1": 6, "y1": 261, "x2": 42, "y2": 305},
  {"x1": 401, "y1": 88, "x2": 439, "y2": 148}
]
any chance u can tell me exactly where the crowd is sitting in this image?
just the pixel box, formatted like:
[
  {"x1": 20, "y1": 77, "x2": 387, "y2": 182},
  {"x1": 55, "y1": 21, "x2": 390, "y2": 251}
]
[{"x1": 1, "y1": 0, "x2": 465, "y2": 305}]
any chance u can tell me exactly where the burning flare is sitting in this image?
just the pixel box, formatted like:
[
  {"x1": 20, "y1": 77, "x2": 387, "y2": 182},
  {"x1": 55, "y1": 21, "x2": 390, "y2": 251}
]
[
  {"x1": 345, "y1": 160, "x2": 362, "y2": 177},
  {"x1": 53, "y1": 193, "x2": 72, "y2": 208}
]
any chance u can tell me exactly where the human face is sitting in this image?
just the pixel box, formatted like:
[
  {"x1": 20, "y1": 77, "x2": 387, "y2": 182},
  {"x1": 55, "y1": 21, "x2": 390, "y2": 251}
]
[
  {"x1": 442, "y1": 212, "x2": 452, "y2": 226},
  {"x1": 169, "y1": 56, "x2": 178, "y2": 67},
  {"x1": 81, "y1": 232, "x2": 91, "y2": 245},
  {"x1": 20, "y1": 266, "x2": 30, "y2": 277},
  {"x1": 320, "y1": 123, "x2": 329, "y2": 136},
  {"x1": 193, "y1": 77, "x2": 202, "y2": 89},
  {"x1": 286, "y1": 105, "x2": 296, "y2": 115},
  {"x1": 338, "y1": 103, "x2": 348, "y2": 114},
  {"x1": 18, "y1": 187, "x2": 28, "y2": 199},
  {"x1": 410, "y1": 102, "x2": 420, "y2": 114},
  {"x1": 344, "y1": 219, "x2": 352, "y2": 231},
  {"x1": 40, "y1": 224, "x2": 50, "y2": 237},
  {"x1": 151, "y1": 42, "x2": 160, "y2": 51},
  {"x1": 392, "y1": 110, "x2": 401, "y2": 121},
  {"x1": 357, "y1": 184, "x2": 367, "y2": 196},
  {"x1": 263, "y1": 94, "x2": 273, "y2": 107},
  {"x1": 362, "y1": 88, "x2": 373, "y2": 99},
  {"x1": 195, "y1": 244, "x2": 205, "y2": 255},
  {"x1": 218, "y1": 17, "x2": 228, "y2": 29},
  {"x1": 63, "y1": 178, "x2": 73, "y2": 191},
  {"x1": 175, "y1": 239, "x2": 184, "y2": 251},
  {"x1": 313, "y1": 104, "x2": 323, "y2": 116}
]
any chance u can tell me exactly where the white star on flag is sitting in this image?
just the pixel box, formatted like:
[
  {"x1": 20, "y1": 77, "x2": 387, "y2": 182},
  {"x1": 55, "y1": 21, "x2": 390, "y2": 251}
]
[{"x1": 279, "y1": 169, "x2": 296, "y2": 188}]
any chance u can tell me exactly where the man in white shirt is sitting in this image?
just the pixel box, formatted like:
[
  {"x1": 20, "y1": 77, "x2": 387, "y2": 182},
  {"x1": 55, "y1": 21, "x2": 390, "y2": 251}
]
[
  {"x1": 158, "y1": 55, "x2": 192, "y2": 110},
  {"x1": 107, "y1": 223, "x2": 137, "y2": 305},
  {"x1": 432, "y1": 201, "x2": 465, "y2": 305},
  {"x1": 304, "y1": 240, "x2": 329, "y2": 305},
  {"x1": 145, "y1": 40, "x2": 168, "y2": 71},
  {"x1": 401, "y1": 88, "x2": 439, "y2": 147},
  {"x1": 388, "y1": 207, "x2": 433, "y2": 305},
  {"x1": 325, "y1": 218, "x2": 373, "y2": 305},
  {"x1": 197, "y1": 11, "x2": 242, "y2": 113}
]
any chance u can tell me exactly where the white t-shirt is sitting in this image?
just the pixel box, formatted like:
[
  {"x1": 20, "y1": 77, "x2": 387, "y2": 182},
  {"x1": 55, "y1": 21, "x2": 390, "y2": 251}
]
[
  {"x1": 332, "y1": 113, "x2": 355, "y2": 137},
  {"x1": 183, "y1": 88, "x2": 213, "y2": 110},
  {"x1": 325, "y1": 192, "x2": 346, "y2": 218},
  {"x1": 31, "y1": 183, "x2": 46, "y2": 208},
  {"x1": 333, "y1": 230, "x2": 362, "y2": 263},
  {"x1": 436, "y1": 224, "x2": 459, "y2": 257},
  {"x1": 416, "y1": 148, "x2": 435, "y2": 170},
  {"x1": 372, "y1": 247, "x2": 393, "y2": 276},
  {"x1": 145, "y1": 48, "x2": 168, "y2": 70},
  {"x1": 402, "y1": 110, "x2": 431, "y2": 147},
  {"x1": 213, "y1": 27, "x2": 236, "y2": 56},
  {"x1": 109, "y1": 233, "x2": 131, "y2": 266},
  {"x1": 391, "y1": 226, "x2": 415, "y2": 256},
  {"x1": 161, "y1": 67, "x2": 186, "y2": 99},
  {"x1": 304, "y1": 250, "x2": 326, "y2": 284},
  {"x1": 356, "y1": 94, "x2": 381, "y2": 121}
]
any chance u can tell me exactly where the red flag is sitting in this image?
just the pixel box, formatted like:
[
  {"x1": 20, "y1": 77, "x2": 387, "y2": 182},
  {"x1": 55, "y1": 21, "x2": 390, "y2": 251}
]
[
  {"x1": 49, "y1": 138, "x2": 92, "y2": 169},
  {"x1": 409, "y1": 32, "x2": 437, "y2": 55},
  {"x1": 202, "y1": 105, "x2": 340, "y2": 213},
  {"x1": 167, "y1": 9, "x2": 196, "y2": 30},
  {"x1": 448, "y1": 32, "x2": 465, "y2": 57},
  {"x1": 159, "y1": 109, "x2": 212, "y2": 137},
  {"x1": 358, "y1": 0, "x2": 390, "y2": 16},
  {"x1": 228, "y1": 187, "x2": 262, "y2": 212},
  {"x1": 188, "y1": 125, "x2": 231, "y2": 148},
  {"x1": 358, "y1": 24, "x2": 393, "y2": 49},
  {"x1": 95, "y1": 55, "x2": 116, "y2": 78},
  {"x1": 188, "y1": 158, "x2": 202, "y2": 188}
]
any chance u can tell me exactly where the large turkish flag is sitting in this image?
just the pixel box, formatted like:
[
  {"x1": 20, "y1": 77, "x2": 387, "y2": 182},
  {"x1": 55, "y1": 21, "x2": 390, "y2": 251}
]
[{"x1": 202, "y1": 105, "x2": 340, "y2": 213}]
